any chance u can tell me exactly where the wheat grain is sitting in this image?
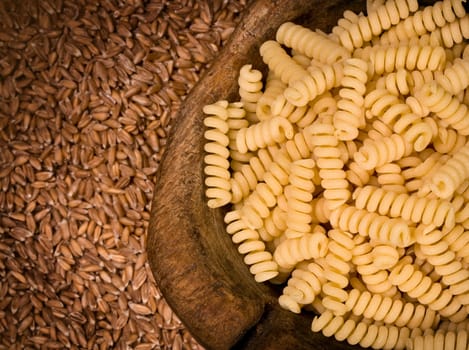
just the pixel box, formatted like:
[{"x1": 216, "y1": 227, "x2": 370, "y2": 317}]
[{"x1": 0, "y1": 0, "x2": 247, "y2": 348}]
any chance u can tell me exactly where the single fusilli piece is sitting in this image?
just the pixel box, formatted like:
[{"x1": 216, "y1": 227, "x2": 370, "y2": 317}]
[
  {"x1": 310, "y1": 122, "x2": 351, "y2": 210},
  {"x1": 227, "y1": 102, "x2": 251, "y2": 172},
  {"x1": 353, "y1": 185, "x2": 455, "y2": 228},
  {"x1": 276, "y1": 22, "x2": 351, "y2": 64},
  {"x1": 334, "y1": 0, "x2": 419, "y2": 51},
  {"x1": 369, "y1": 44, "x2": 446, "y2": 76},
  {"x1": 203, "y1": 100, "x2": 232, "y2": 208},
  {"x1": 224, "y1": 210, "x2": 279, "y2": 282},
  {"x1": 345, "y1": 288, "x2": 439, "y2": 329},
  {"x1": 333, "y1": 58, "x2": 369, "y2": 141},
  {"x1": 415, "y1": 228, "x2": 469, "y2": 305},
  {"x1": 321, "y1": 229, "x2": 355, "y2": 316},
  {"x1": 238, "y1": 64, "x2": 263, "y2": 122},
  {"x1": 273, "y1": 231, "x2": 329, "y2": 272},
  {"x1": 284, "y1": 159, "x2": 316, "y2": 239},
  {"x1": 378, "y1": 0, "x2": 467, "y2": 45},
  {"x1": 311, "y1": 310, "x2": 411, "y2": 350},
  {"x1": 236, "y1": 116, "x2": 294, "y2": 153},
  {"x1": 353, "y1": 133, "x2": 413, "y2": 171},
  {"x1": 330, "y1": 204, "x2": 414, "y2": 248}
]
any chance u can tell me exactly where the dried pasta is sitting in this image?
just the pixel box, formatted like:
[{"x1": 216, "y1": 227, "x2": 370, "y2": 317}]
[
  {"x1": 201, "y1": 1, "x2": 469, "y2": 349},
  {"x1": 352, "y1": 185, "x2": 455, "y2": 227},
  {"x1": 312, "y1": 310, "x2": 411, "y2": 350},
  {"x1": 276, "y1": 22, "x2": 351, "y2": 64},
  {"x1": 238, "y1": 64, "x2": 263, "y2": 122},
  {"x1": 203, "y1": 100, "x2": 231, "y2": 208}
]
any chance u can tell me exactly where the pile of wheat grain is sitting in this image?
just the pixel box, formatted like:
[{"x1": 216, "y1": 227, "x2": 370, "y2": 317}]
[{"x1": 0, "y1": 0, "x2": 248, "y2": 348}]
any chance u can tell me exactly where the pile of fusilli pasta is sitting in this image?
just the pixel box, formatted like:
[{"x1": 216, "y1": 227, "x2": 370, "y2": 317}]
[{"x1": 203, "y1": 0, "x2": 469, "y2": 348}]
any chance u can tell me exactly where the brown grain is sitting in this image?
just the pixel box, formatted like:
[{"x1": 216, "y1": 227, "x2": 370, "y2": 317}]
[{"x1": 0, "y1": 0, "x2": 248, "y2": 348}]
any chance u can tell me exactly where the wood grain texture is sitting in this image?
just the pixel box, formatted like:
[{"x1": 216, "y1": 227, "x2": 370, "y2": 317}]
[{"x1": 148, "y1": 0, "x2": 376, "y2": 349}]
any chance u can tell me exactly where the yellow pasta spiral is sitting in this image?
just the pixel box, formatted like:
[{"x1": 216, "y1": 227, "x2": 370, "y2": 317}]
[
  {"x1": 322, "y1": 229, "x2": 355, "y2": 316},
  {"x1": 226, "y1": 102, "x2": 251, "y2": 172},
  {"x1": 259, "y1": 40, "x2": 306, "y2": 85},
  {"x1": 284, "y1": 159, "x2": 315, "y2": 239},
  {"x1": 345, "y1": 288, "x2": 439, "y2": 329},
  {"x1": 430, "y1": 14, "x2": 469, "y2": 48},
  {"x1": 276, "y1": 22, "x2": 351, "y2": 64},
  {"x1": 333, "y1": 58, "x2": 368, "y2": 141},
  {"x1": 334, "y1": 0, "x2": 419, "y2": 51},
  {"x1": 389, "y1": 256, "x2": 467, "y2": 322},
  {"x1": 312, "y1": 310, "x2": 411, "y2": 350},
  {"x1": 310, "y1": 122, "x2": 351, "y2": 210},
  {"x1": 279, "y1": 261, "x2": 326, "y2": 313},
  {"x1": 416, "y1": 81, "x2": 469, "y2": 136},
  {"x1": 238, "y1": 64, "x2": 263, "y2": 121},
  {"x1": 224, "y1": 210, "x2": 279, "y2": 283},
  {"x1": 415, "y1": 228, "x2": 469, "y2": 305},
  {"x1": 236, "y1": 116, "x2": 294, "y2": 153},
  {"x1": 353, "y1": 133, "x2": 413, "y2": 171},
  {"x1": 330, "y1": 205, "x2": 414, "y2": 248},
  {"x1": 407, "y1": 329, "x2": 469, "y2": 350},
  {"x1": 353, "y1": 185, "x2": 455, "y2": 228},
  {"x1": 203, "y1": 100, "x2": 232, "y2": 208},
  {"x1": 378, "y1": 0, "x2": 467, "y2": 45},
  {"x1": 370, "y1": 44, "x2": 446, "y2": 76},
  {"x1": 272, "y1": 231, "x2": 329, "y2": 271}
]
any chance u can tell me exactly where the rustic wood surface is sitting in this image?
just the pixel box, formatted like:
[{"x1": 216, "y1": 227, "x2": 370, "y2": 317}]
[{"x1": 148, "y1": 0, "x2": 383, "y2": 349}]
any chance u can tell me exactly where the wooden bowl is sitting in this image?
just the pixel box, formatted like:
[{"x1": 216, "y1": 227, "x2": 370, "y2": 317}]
[{"x1": 146, "y1": 0, "x2": 431, "y2": 349}]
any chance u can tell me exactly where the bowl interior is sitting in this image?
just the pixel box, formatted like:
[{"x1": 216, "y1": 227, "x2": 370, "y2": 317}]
[{"x1": 147, "y1": 0, "x2": 443, "y2": 349}]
